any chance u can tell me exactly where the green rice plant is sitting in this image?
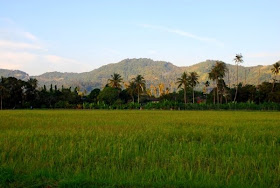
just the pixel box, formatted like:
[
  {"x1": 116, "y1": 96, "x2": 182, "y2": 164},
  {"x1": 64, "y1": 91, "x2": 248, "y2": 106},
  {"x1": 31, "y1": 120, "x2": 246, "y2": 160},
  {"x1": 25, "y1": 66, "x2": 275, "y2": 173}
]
[{"x1": 0, "y1": 110, "x2": 279, "y2": 187}]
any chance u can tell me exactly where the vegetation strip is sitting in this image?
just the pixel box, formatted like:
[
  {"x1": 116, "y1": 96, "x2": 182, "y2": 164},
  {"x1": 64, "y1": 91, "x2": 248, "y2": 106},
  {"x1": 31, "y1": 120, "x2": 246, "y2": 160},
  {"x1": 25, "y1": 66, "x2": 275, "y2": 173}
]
[{"x1": 0, "y1": 110, "x2": 279, "y2": 187}]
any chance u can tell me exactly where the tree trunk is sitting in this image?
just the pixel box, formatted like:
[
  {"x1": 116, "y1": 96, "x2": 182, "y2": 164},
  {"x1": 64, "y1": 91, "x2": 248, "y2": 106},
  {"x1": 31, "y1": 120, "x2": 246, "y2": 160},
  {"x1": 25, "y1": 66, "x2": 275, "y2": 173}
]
[
  {"x1": 225, "y1": 95, "x2": 228, "y2": 104},
  {"x1": 213, "y1": 88, "x2": 215, "y2": 104},
  {"x1": 131, "y1": 95, "x2": 134, "y2": 104},
  {"x1": 0, "y1": 95, "x2": 2, "y2": 110},
  {"x1": 272, "y1": 75, "x2": 276, "y2": 92},
  {"x1": 184, "y1": 86, "x2": 187, "y2": 104},
  {"x1": 216, "y1": 79, "x2": 219, "y2": 104},
  {"x1": 137, "y1": 88, "x2": 140, "y2": 104},
  {"x1": 192, "y1": 88, "x2": 194, "y2": 104},
  {"x1": 234, "y1": 64, "x2": 239, "y2": 102}
]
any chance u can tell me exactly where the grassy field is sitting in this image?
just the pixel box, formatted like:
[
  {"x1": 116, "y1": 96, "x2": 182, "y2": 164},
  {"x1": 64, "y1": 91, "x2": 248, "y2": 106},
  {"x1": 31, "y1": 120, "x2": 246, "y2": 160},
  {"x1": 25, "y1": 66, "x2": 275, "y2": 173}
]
[{"x1": 0, "y1": 110, "x2": 279, "y2": 187}]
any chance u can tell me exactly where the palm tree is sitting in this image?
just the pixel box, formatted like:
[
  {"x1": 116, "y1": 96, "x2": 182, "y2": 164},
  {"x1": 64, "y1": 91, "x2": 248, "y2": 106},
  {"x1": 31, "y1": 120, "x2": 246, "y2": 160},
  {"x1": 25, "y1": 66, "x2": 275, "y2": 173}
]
[
  {"x1": 218, "y1": 79, "x2": 229, "y2": 103},
  {"x1": 176, "y1": 72, "x2": 189, "y2": 104},
  {"x1": 204, "y1": 81, "x2": 210, "y2": 103},
  {"x1": 233, "y1": 54, "x2": 243, "y2": 102},
  {"x1": 271, "y1": 62, "x2": 280, "y2": 92},
  {"x1": 132, "y1": 75, "x2": 145, "y2": 104},
  {"x1": 209, "y1": 61, "x2": 228, "y2": 104},
  {"x1": 108, "y1": 73, "x2": 123, "y2": 89},
  {"x1": 27, "y1": 78, "x2": 38, "y2": 89},
  {"x1": 188, "y1": 72, "x2": 199, "y2": 103},
  {"x1": 127, "y1": 81, "x2": 137, "y2": 103}
]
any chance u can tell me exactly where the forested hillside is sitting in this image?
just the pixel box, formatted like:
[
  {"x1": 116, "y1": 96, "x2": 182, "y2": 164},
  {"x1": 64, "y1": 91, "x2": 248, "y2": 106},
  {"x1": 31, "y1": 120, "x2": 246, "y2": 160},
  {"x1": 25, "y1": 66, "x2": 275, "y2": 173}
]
[{"x1": 0, "y1": 58, "x2": 275, "y2": 92}]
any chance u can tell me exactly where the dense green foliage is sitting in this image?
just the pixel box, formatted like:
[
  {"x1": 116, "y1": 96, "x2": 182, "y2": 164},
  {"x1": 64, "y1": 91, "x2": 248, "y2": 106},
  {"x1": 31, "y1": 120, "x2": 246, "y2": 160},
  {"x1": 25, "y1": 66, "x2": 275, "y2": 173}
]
[
  {"x1": 1, "y1": 58, "x2": 279, "y2": 109},
  {"x1": 1, "y1": 76, "x2": 280, "y2": 109},
  {"x1": 0, "y1": 59, "x2": 277, "y2": 92},
  {"x1": 0, "y1": 77, "x2": 82, "y2": 109},
  {"x1": 0, "y1": 110, "x2": 279, "y2": 187}
]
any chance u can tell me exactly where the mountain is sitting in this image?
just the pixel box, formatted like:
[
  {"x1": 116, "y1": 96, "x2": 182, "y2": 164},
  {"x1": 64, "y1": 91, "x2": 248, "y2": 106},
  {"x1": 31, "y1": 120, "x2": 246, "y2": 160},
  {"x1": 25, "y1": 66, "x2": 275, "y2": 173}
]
[
  {"x1": 0, "y1": 58, "x2": 275, "y2": 92},
  {"x1": 33, "y1": 58, "x2": 185, "y2": 92},
  {"x1": 0, "y1": 69, "x2": 30, "y2": 80}
]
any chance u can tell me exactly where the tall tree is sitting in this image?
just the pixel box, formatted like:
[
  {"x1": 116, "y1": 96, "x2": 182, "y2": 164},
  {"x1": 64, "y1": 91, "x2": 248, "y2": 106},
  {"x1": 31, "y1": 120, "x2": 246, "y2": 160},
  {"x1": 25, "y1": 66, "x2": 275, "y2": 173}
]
[
  {"x1": 127, "y1": 81, "x2": 137, "y2": 103},
  {"x1": 188, "y1": 72, "x2": 199, "y2": 103},
  {"x1": 132, "y1": 75, "x2": 145, "y2": 104},
  {"x1": 204, "y1": 81, "x2": 210, "y2": 103},
  {"x1": 26, "y1": 78, "x2": 38, "y2": 102},
  {"x1": 88, "y1": 88, "x2": 100, "y2": 103},
  {"x1": 209, "y1": 61, "x2": 228, "y2": 104},
  {"x1": 208, "y1": 73, "x2": 216, "y2": 104},
  {"x1": 233, "y1": 54, "x2": 243, "y2": 102},
  {"x1": 108, "y1": 73, "x2": 123, "y2": 89},
  {"x1": 271, "y1": 62, "x2": 280, "y2": 92},
  {"x1": 98, "y1": 87, "x2": 119, "y2": 105},
  {"x1": 27, "y1": 78, "x2": 38, "y2": 89},
  {"x1": 0, "y1": 78, "x2": 9, "y2": 110},
  {"x1": 176, "y1": 72, "x2": 189, "y2": 104}
]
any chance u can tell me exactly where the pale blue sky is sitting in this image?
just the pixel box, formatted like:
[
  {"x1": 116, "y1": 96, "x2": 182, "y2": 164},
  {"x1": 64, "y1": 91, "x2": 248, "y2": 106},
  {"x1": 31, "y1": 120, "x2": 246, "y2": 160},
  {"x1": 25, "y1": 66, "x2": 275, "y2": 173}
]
[{"x1": 0, "y1": 0, "x2": 279, "y2": 75}]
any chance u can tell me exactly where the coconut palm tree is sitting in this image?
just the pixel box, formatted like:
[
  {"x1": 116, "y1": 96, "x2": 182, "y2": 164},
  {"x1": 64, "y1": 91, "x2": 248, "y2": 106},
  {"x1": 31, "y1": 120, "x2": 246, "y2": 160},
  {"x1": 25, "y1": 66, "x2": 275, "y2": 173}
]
[
  {"x1": 233, "y1": 54, "x2": 243, "y2": 102},
  {"x1": 132, "y1": 75, "x2": 145, "y2": 104},
  {"x1": 203, "y1": 81, "x2": 210, "y2": 103},
  {"x1": 209, "y1": 61, "x2": 228, "y2": 104},
  {"x1": 188, "y1": 72, "x2": 199, "y2": 103},
  {"x1": 208, "y1": 72, "x2": 216, "y2": 104},
  {"x1": 108, "y1": 73, "x2": 123, "y2": 89},
  {"x1": 127, "y1": 81, "x2": 137, "y2": 103},
  {"x1": 271, "y1": 62, "x2": 280, "y2": 92},
  {"x1": 176, "y1": 72, "x2": 189, "y2": 104}
]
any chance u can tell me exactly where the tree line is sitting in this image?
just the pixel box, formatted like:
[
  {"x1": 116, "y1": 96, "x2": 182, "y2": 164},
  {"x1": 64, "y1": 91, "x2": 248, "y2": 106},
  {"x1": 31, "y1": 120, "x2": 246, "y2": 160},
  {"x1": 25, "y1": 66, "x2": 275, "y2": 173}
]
[{"x1": 0, "y1": 54, "x2": 279, "y2": 110}]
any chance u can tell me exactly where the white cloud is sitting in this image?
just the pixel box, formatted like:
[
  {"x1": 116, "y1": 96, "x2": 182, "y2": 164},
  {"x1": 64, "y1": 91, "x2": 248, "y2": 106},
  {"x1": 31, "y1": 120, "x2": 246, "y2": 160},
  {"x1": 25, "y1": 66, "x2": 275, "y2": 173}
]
[
  {"x1": 0, "y1": 51, "x2": 37, "y2": 70},
  {"x1": 0, "y1": 40, "x2": 43, "y2": 50},
  {"x1": 0, "y1": 19, "x2": 94, "y2": 75},
  {"x1": 0, "y1": 50, "x2": 93, "y2": 75},
  {"x1": 22, "y1": 32, "x2": 38, "y2": 41},
  {"x1": 140, "y1": 24, "x2": 224, "y2": 46}
]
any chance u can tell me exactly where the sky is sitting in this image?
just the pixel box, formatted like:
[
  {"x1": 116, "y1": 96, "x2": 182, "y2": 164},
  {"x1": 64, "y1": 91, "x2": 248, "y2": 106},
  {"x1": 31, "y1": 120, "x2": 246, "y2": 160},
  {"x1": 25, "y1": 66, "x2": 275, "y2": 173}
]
[{"x1": 0, "y1": 0, "x2": 279, "y2": 75}]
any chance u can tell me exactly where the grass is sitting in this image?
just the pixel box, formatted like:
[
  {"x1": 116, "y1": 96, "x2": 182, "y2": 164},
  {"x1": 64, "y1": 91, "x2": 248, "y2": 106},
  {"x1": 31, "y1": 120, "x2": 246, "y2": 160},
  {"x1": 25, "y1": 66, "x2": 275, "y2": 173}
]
[{"x1": 0, "y1": 110, "x2": 279, "y2": 187}]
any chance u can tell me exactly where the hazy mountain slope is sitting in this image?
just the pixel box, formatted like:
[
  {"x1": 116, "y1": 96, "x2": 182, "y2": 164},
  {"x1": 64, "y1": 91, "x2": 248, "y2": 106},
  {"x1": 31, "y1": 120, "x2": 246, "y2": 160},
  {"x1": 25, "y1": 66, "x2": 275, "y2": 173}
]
[
  {"x1": 0, "y1": 69, "x2": 30, "y2": 80},
  {"x1": 0, "y1": 58, "x2": 275, "y2": 92},
  {"x1": 186, "y1": 61, "x2": 273, "y2": 88},
  {"x1": 77, "y1": 58, "x2": 183, "y2": 89}
]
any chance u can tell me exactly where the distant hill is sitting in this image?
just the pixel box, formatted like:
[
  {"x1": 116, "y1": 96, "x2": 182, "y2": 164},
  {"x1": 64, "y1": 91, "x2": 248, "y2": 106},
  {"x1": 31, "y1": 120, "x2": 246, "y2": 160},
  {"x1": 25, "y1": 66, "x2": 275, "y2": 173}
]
[
  {"x1": 0, "y1": 58, "x2": 275, "y2": 92},
  {"x1": 0, "y1": 69, "x2": 30, "y2": 80}
]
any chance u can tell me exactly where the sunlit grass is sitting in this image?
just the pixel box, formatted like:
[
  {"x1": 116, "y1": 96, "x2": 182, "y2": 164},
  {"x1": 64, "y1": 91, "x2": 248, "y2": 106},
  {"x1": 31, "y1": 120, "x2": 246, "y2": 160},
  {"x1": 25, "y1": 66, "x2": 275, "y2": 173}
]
[{"x1": 0, "y1": 110, "x2": 279, "y2": 187}]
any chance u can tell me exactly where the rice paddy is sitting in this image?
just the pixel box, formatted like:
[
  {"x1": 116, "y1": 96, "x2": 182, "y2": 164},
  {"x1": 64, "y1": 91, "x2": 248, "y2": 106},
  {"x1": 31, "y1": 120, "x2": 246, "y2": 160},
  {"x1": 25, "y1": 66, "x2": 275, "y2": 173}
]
[{"x1": 0, "y1": 110, "x2": 279, "y2": 187}]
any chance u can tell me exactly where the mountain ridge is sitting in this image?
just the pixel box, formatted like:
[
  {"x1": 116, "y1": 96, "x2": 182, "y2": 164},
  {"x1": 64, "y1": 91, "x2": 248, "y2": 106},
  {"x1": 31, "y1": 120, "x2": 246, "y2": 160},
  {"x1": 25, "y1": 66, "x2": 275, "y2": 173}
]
[{"x1": 0, "y1": 58, "x2": 275, "y2": 92}]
